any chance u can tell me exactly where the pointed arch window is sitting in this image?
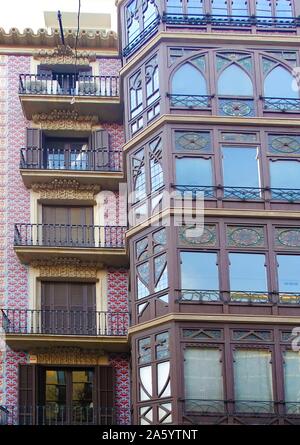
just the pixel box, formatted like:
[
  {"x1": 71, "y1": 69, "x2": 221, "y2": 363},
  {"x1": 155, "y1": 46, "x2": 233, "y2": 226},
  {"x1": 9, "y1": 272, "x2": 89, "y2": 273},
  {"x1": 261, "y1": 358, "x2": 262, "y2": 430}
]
[
  {"x1": 264, "y1": 66, "x2": 297, "y2": 99},
  {"x1": 172, "y1": 63, "x2": 207, "y2": 96},
  {"x1": 218, "y1": 64, "x2": 253, "y2": 96},
  {"x1": 125, "y1": 0, "x2": 159, "y2": 49}
]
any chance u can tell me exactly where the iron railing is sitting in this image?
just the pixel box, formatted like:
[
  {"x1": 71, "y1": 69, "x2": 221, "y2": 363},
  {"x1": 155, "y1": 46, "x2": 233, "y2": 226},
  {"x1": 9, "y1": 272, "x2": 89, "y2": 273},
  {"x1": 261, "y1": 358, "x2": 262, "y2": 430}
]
[
  {"x1": 20, "y1": 147, "x2": 123, "y2": 172},
  {"x1": 123, "y1": 15, "x2": 161, "y2": 57},
  {"x1": 1, "y1": 309, "x2": 129, "y2": 336},
  {"x1": 178, "y1": 290, "x2": 300, "y2": 305},
  {"x1": 168, "y1": 93, "x2": 213, "y2": 108},
  {"x1": 263, "y1": 97, "x2": 300, "y2": 112},
  {"x1": 19, "y1": 74, "x2": 119, "y2": 97},
  {"x1": 182, "y1": 399, "x2": 298, "y2": 417},
  {"x1": 173, "y1": 185, "x2": 300, "y2": 202},
  {"x1": 162, "y1": 13, "x2": 300, "y2": 29},
  {"x1": 0, "y1": 405, "x2": 129, "y2": 425},
  {"x1": 14, "y1": 224, "x2": 126, "y2": 248}
]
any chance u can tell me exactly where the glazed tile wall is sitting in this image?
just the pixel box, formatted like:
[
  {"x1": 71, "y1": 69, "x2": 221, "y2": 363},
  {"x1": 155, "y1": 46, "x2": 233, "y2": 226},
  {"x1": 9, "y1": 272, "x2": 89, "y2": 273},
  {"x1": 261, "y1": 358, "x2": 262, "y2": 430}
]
[
  {"x1": 98, "y1": 57, "x2": 122, "y2": 77},
  {"x1": 3, "y1": 55, "x2": 31, "y2": 408}
]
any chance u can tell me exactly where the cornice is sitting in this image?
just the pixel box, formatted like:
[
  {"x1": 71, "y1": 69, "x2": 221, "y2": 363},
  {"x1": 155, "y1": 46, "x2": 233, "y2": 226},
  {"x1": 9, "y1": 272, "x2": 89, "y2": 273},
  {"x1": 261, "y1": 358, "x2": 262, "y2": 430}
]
[
  {"x1": 120, "y1": 30, "x2": 300, "y2": 77},
  {"x1": 128, "y1": 313, "x2": 300, "y2": 336},
  {"x1": 123, "y1": 114, "x2": 300, "y2": 153},
  {"x1": 0, "y1": 27, "x2": 118, "y2": 51},
  {"x1": 126, "y1": 207, "x2": 300, "y2": 240}
]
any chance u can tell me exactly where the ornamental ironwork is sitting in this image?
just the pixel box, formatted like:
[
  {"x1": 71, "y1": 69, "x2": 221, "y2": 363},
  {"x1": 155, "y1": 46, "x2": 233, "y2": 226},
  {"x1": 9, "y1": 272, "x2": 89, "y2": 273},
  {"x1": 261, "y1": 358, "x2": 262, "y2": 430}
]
[
  {"x1": 227, "y1": 226, "x2": 265, "y2": 248},
  {"x1": 179, "y1": 290, "x2": 221, "y2": 302},
  {"x1": 263, "y1": 97, "x2": 300, "y2": 112},
  {"x1": 169, "y1": 94, "x2": 212, "y2": 108},
  {"x1": 271, "y1": 188, "x2": 300, "y2": 202},
  {"x1": 229, "y1": 291, "x2": 271, "y2": 304},
  {"x1": 223, "y1": 186, "x2": 262, "y2": 200}
]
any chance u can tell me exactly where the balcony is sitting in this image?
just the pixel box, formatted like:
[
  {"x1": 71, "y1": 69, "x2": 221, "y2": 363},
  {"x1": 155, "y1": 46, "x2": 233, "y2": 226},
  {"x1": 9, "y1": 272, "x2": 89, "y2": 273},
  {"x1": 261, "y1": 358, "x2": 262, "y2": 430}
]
[
  {"x1": 18, "y1": 74, "x2": 122, "y2": 122},
  {"x1": 0, "y1": 404, "x2": 128, "y2": 425},
  {"x1": 181, "y1": 399, "x2": 300, "y2": 425},
  {"x1": 177, "y1": 289, "x2": 300, "y2": 316},
  {"x1": 1, "y1": 309, "x2": 129, "y2": 351},
  {"x1": 14, "y1": 224, "x2": 127, "y2": 266},
  {"x1": 173, "y1": 184, "x2": 300, "y2": 210},
  {"x1": 20, "y1": 147, "x2": 124, "y2": 190}
]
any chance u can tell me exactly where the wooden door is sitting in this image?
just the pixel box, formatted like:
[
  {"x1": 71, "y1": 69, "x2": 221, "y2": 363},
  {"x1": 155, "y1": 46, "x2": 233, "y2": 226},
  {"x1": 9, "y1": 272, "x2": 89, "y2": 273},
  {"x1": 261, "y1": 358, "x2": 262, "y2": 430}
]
[
  {"x1": 42, "y1": 206, "x2": 94, "y2": 247},
  {"x1": 41, "y1": 282, "x2": 96, "y2": 335}
]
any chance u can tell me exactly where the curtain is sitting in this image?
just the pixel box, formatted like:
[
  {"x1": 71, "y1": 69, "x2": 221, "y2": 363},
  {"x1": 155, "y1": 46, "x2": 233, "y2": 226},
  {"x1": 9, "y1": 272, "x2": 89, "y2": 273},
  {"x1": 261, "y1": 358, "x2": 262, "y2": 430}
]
[
  {"x1": 284, "y1": 351, "x2": 300, "y2": 414},
  {"x1": 234, "y1": 349, "x2": 274, "y2": 413},
  {"x1": 184, "y1": 347, "x2": 224, "y2": 412}
]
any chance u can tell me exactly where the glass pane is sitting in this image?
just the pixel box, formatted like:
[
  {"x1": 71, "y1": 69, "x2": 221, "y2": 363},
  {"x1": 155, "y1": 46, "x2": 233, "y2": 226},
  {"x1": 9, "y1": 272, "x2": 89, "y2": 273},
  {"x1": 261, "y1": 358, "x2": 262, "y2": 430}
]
[
  {"x1": 234, "y1": 349, "x2": 274, "y2": 413},
  {"x1": 284, "y1": 351, "x2": 300, "y2": 414},
  {"x1": 232, "y1": 0, "x2": 249, "y2": 15},
  {"x1": 229, "y1": 253, "x2": 267, "y2": 292},
  {"x1": 187, "y1": 0, "x2": 203, "y2": 15},
  {"x1": 276, "y1": 0, "x2": 293, "y2": 17},
  {"x1": 143, "y1": 1, "x2": 157, "y2": 28},
  {"x1": 47, "y1": 152, "x2": 65, "y2": 169},
  {"x1": 256, "y1": 0, "x2": 272, "y2": 16},
  {"x1": 264, "y1": 67, "x2": 297, "y2": 98},
  {"x1": 218, "y1": 65, "x2": 253, "y2": 96},
  {"x1": 184, "y1": 348, "x2": 224, "y2": 412},
  {"x1": 277, "y1": 255, "x2": 300, "y2": 293},
  {"x1": 172, "y1": 63, "x2": 207, "y2": 96},
  {"x1": 270, "y1": 160, "x2": 300, "y2": 189},
  {"x1": 212, "y1": 0, "x2": 227, "y2": 14},
  {"x1": 181, "y1": 252, "x2": 219, "y2": 290},
  {"x1": 167, "y1": 0, "x2": 183, "y2": 14},
  {"x1": 222, "y1": 147, "x2": 260, "y2": 187},
  {"x1": 176, "y1": 157, "x2": 212, "y2": 186}
]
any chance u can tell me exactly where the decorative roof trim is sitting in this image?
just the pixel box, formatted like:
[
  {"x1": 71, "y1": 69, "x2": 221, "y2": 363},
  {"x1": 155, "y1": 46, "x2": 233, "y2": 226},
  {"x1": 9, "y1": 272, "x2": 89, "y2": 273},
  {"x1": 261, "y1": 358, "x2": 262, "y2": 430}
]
[{"x1": 0, "y1": 27, "x2": 118, "y2": 50}]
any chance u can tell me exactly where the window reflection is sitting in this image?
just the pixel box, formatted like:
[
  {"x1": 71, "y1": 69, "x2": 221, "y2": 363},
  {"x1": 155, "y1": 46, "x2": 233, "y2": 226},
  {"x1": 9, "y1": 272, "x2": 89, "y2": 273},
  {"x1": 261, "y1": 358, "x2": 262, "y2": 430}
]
[
  {"x1": 229, "y1": 253, "x2": 267, "y2": 292},
  {"x1": 270, "y1": 160, "x2": 300, "y2": 190}
]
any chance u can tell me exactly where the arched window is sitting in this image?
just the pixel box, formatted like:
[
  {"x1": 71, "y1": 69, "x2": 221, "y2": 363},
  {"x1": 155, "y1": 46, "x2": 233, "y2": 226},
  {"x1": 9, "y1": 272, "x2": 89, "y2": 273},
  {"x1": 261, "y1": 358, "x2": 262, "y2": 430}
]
[
  {"x1": 218, "y1": 65, "x2": 253, "y2": 96},
  {"x1": 172, "y1": 63, "x2": 207, "y2": 96},
  {"x1": 264, "y1": 66, "x2": 297, "y2": 98}
]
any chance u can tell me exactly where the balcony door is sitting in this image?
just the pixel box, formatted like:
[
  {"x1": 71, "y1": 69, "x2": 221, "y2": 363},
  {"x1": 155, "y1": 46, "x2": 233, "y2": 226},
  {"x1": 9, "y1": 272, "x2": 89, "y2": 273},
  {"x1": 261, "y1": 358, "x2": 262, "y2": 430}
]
[
  {"x1": 43, "y1": 368, "x2": 94, "y2": 424},
  {"x1": 44, "y1": 138, "x2": 89, "y2": 170},
  {"x1": 41, "y1": 281, "x2": 96, "y2": 335},
  {"x1": 42, "y1": 205, "x2": 94, "y2": 247},
  {"x1": 19, "y1": 364, "x2": 115, "y2": 425}
]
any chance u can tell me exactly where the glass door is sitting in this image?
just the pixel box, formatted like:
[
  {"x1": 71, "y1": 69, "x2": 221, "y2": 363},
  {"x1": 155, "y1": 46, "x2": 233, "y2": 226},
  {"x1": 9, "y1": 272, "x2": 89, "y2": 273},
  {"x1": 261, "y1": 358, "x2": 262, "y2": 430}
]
[{"x1": 44, "y1": 368, "x2": 94, "y2": 425}]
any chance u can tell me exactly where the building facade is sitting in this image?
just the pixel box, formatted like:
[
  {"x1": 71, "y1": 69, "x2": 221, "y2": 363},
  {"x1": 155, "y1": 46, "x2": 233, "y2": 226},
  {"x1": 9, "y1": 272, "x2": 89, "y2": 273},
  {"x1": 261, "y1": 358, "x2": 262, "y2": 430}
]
[{"x1": 1, "y1": 0, "x2": 300, "y2": 425}]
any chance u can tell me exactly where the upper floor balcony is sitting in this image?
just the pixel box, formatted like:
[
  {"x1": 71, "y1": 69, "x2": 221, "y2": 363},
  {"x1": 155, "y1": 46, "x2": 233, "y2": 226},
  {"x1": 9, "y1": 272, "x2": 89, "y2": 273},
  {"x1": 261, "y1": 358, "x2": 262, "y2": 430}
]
[
  {"x1": 14, "y1": 223, "x2": 127, "y2": 266},
  {"x1": 121, "y1": 0, "x2": 300, "y2": 59},
  {"x1": 19, "y1": 74, "x2": 122, "y2": 122},
  {"x1": 20, "y1": 129, "x2": 124, "y2": 189},
  {"x1": 1, "y1": 308, "x2": 129, "y2": 351}
]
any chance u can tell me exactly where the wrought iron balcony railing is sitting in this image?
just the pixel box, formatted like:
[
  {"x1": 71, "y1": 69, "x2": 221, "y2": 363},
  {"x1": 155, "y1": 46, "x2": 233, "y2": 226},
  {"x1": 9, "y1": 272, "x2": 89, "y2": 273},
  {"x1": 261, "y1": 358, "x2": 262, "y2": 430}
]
[
  {"x1": 173, "y1": 185, "x2": 300, "y2": 202},
  {"x1": 122, "y1": 15, "x2": 161, "y2": 57},
  {"x1": 182, "y1": 399, "x2": 300, "y2": 417},
  {"x1": 162, "y1": 13, "x2": 300, "y2": 29},
  {"x1": 262, "y1": 97, "x2": 300, "y2": 112},
  {"x1": 168, "y1": 93, "x2": 213, "y2": 108},
  {"x1": 0, "y1": 405, "x2": 128, "y2": 425},
  {"x1": 19, "y1": 74, "x2": 119, "y2": 97},
  {"x1": 14, "y1": 224, "x2": 126, "y2": 248},
  {"x1": 178, "y1": 290, "x2": 300, "y2": 305},
  {"x1": 20, "y1": 147, "x2": 123, "y2": 172},
  {"x1": 1, "y1": 309, "x2": 129, "y2": 336}
]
